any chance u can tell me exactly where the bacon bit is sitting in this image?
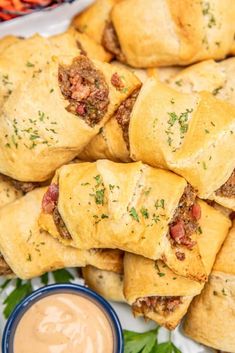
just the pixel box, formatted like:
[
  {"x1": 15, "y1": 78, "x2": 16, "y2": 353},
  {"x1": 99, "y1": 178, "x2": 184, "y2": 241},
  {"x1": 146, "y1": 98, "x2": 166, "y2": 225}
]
[
  {"x1": 111, "y1": 73, "x2": 125, "y2": 90},
  {"x1": 170, "y1": 220, "x2": 185, "y2": 242},
  {"x1": 76, "y1": 103, "x2": 86, "y2": 116},
  {"x1": 42, "y1": 183, "x2": 59, "y2": 214},
  {"x1": 170, "y1": 220, "x2": 196, "y2": 249},
  {"x1": 70, "y1": 75, "x2": 91, "y2": 101},
  {"x1": 191, "y1": 203, "x2": 201, "y2": 220}
]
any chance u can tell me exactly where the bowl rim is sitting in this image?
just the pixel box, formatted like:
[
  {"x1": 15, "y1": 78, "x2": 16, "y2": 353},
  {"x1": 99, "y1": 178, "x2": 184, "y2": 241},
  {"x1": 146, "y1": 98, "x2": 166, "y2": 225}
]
[{"x1": 2, "y1": 283, "x2": 124, "y2": 353}]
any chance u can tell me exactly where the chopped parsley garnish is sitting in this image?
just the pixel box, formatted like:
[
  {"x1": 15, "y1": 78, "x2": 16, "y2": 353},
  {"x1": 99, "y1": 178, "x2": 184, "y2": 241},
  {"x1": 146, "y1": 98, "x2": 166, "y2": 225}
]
[
  {"x1": 129, "y1": 207, "x2": 139, "y2": 222},
  {"x1": 212, "y1": 86, "x2": 222, "y2": 96},
  {"x1": 155, "y1": 199, "x2": 165, "y2": 209},
  {"x1": 26, "y1": 61, "x2": 35, "y2": 67},
  {"x1": 165, "y1": 109, "x2": 193, "y2": 148},
  {"x1": 94, "y1": 189, "x2": 105, "y2": 205},
  {"x1": 144, "y1": 187, "x2": 152, "y2": 196},
  {"x1": 140, "y1": 207, "x2": 149, "y2": 219}
]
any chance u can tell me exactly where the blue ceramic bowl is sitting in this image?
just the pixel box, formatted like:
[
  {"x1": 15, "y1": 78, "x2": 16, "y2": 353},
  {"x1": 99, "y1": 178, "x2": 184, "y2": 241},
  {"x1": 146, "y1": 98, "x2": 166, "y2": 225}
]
[{"x1": 2, "y1": 283, "x2": 124, "y2": 353}]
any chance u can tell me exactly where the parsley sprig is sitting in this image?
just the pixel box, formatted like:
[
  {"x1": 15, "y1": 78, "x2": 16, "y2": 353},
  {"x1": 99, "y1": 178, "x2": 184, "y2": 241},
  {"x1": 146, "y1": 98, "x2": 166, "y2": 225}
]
[
  {"x1": 124, "y1": 328, "x2": 182, "y2": 353},
  {"x1": 0, "y1": 269, "x2": 74, "y2": 318}
]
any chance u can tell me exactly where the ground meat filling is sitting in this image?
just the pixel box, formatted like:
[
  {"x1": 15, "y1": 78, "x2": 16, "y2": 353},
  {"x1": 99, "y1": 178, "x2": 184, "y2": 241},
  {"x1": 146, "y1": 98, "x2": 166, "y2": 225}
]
[
  {"x1": 1, "y1": 174, "x2": 39, "y2": 193},
  {"x1": 169, "y1": 185, "x2": 201, "y2": 256},
  {"x1": 102, "y1": 21, "x2": 126, "y2": 62},
  {"x1": 133, "y1": 296, "x2": 182, "y2": 317},
  {"x1": 215, "y1": 169, "x2": 235, "y2": 198},
  {"x1": 53, "y1": 207, "x2": 72, "y2": 240},
  {"x1": 58, "y1": 56, "x2": 109, "y2": 127},
  {"x1": 115, "y1": 89, "x2": 140, "y2": 149},
  {"x1": 0, "y1": 255, "x2": 13, "y2": 276},
  {"x1": 42, "y1": 184, "x2": 72, "y2": 240}
]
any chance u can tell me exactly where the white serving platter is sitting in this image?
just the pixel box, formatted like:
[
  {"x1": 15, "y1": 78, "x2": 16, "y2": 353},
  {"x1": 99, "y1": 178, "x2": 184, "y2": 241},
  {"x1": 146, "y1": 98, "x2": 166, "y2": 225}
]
[{"x1": 0, "y1": 2, "x2": 215, "y2": 352}]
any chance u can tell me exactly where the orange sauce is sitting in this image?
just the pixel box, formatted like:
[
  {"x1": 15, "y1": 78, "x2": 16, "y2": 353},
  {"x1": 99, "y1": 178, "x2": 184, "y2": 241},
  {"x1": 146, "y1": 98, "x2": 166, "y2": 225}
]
[{"x1": 14, "y1": 293, "x2": 114, "y2": 353}]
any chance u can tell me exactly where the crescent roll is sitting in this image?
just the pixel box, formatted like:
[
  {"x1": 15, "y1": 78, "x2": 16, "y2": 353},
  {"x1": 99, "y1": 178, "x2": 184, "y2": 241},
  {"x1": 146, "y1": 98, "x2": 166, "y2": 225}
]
[
  {"x1": 0, "y1": 29, "x2": 113, "y2": 106},
  {"x1": 49, "y1": 28, "x2": 112, "y2": 62},
  {"x1": 184, "y1": 222, "x2": 235, "y2": 352},
  {"x1": 0, "y1": 175, "x2": 23, "y2": 276},
  {"x1": 82, "y1": 266, "x2": 125, "y2": 302},
  {"x1": 124, "y1": 200, "x2": 231, "y2": 329},
  {"x1": 39, "y1": 160, "x2": 210, "y2": 281},
  {"x1": 169, "y1": 58, "x2": 235, "y2": 107},
  {"x1": 79, "y1": 61, "x2": 157, "y2": 163},
  {"x1": 103, "y1": 0, "x2": 235, "y2": 67},
  {"x1": 0, "y1": 35, "x2": 22, "y2": 54},
  {"x1": 72, "y1": 0, "x2": 120, "y2": 45},
  {"x1": 0, "y1": 175, "x2": 23, "y2": 208},
  {"x1": 0, "y1": 187, "x2": 123, "y2": 279},
  {"x1": 79, "y1": 63, "x2": 182, "y2": 162},
  {"x1": 0, "y1": 55, "x2": 139, "y2": 182},
  {"x1": 129, "y1": 79, "x2": 235, "y2": 209}
]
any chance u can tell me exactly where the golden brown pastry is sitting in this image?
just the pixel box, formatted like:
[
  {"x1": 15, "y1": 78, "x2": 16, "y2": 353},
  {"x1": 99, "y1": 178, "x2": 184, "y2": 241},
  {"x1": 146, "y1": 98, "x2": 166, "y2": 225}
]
[
  {"x1": 169, "y1": 58, "x2": 235, "y2": 107},
  {"x1": 184, "y1": 222, "x2": 235, "y2": 352},
  {"x1": 40, "y1": 160, "x2": 210, "y2": 281},
  {"x1": 129, "y1": 79, "x2": 235, "y2": 210},
  {"x1": 0, "y1": 35, "x2": 22, "y2": 54},
  {"x1": 82, "y1": 265, "x2": 125, "y2": 302},
  {"x1": 49, "y1": 27, "x2": 112, "y2": 62},
  {"x1": 0, "y1": 55, "x2": 139, "y2": 182},
  {"x1": 0, "y1": 175, "x2": 23, "y2": 208},
  {"x1": 103, "y1": 0, "x2": 235, "y2": 67},
  {"x1": 0, "y1": 175, "x2": 23, "y2": 276},
  {"x1": 72, "y1": 0, "x2": 120, "y2": 44},
  {"x1": 124, "y1": 200, "x2": 231, "y2": 329},
  {"x1": 0, "y1": 29, "x2": 113, "y2": 106},
  {"x1": 78, "y1": 63, "x2": 182, "y2": 162},
  {"x1": 0, "y1": 187, "x2": 123, "y2": 279}
]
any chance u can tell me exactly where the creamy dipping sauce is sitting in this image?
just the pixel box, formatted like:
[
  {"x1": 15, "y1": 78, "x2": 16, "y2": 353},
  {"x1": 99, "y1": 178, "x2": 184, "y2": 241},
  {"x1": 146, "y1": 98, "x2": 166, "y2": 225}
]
[{"x1": 13, "y1": 293, "x2": 114, "y2": 353}]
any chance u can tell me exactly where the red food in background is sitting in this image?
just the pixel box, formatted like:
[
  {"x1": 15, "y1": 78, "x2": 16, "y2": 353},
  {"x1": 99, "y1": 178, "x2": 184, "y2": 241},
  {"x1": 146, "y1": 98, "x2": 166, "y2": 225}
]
[{"x1": 0, "y1": 0, "x2": 67, "y2": 21}]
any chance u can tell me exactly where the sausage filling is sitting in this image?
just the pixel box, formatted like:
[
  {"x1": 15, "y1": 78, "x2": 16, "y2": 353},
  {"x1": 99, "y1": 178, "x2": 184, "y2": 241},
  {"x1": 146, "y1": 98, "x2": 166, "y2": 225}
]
[
  {"x1": 215, "y1": 169, "x2": 235, "y2": 198},
  {"x1": 1, "y1": 174, "x2": 39, "y2": 193},
  {"x1": 133, "y1": 296, "x2": 182, "y2": 317},
  {"x1": 102, "y1": 21, "x2": 126, "y2": 62},
  {"x1": 168, "y1": 185, "x2": 201, "y2": 259},
  {"x1": 0, "y1": 255, "x2": 13, "y2": 276},
  {"x1": 59, "y1": 56, "x2": 109, "y2": 127},
  {"x1": 42, "y1": 184, "x2": 72, "y2": 240},
  {"x1": 115, "y1": 89, "x2": 140, "y2": 149}
]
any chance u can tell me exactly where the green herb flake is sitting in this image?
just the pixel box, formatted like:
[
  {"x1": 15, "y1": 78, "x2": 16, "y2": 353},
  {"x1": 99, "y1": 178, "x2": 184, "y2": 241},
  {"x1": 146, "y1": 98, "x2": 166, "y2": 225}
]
[
  {"x1": 222, "y1": 288, "x2": 227, "y2": 296},
  {"x1": 144, "y1": 187, "x2": 152, "y2": 196},
  {"x1": 140, "y1": 207, "x2": 149, "y2": 219},
  {"x1": 26, "y1": 253, "x2": 32, "y2": 262},
  {"x1": 95, "y1": 189, "x2": 105, "y2": 205},
  {"x1": 129, "y1": 207, "x2": 139, "y2": 222},
  {"x1": 101, "y1": 214, "x2": 109, "y2": 219},
  {"x1": 26, "y1": 61, "x2": 35, "y2": 67},
  {"x1": 212, "y1": 86, "x2": 222, "y2": 96},
  {"x1": 175, "y1": 79, "x2": 183, "y2": 87}
]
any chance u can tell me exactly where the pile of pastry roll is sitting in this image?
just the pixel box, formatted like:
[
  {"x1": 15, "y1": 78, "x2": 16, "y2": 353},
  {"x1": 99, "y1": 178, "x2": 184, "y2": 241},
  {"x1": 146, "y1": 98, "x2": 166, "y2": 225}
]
[{"x1": 0, "y1": 0, "x2": 234, "y2": 351}]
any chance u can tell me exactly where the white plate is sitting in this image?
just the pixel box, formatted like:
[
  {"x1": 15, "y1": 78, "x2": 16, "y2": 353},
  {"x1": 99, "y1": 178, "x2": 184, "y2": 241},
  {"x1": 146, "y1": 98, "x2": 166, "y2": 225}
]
[{"x1": 0, "y1": 3, "x2": 215, "y2": 352}]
